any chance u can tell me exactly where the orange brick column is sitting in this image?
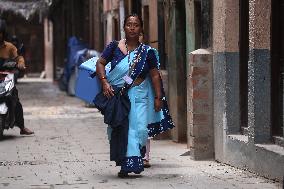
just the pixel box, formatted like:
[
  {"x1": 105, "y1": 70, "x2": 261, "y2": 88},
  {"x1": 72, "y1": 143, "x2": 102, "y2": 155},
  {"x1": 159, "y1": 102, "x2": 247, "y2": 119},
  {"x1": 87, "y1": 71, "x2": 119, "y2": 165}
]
[{"x1": 187, "y1": 49, "x2": 214, "y2": 160}]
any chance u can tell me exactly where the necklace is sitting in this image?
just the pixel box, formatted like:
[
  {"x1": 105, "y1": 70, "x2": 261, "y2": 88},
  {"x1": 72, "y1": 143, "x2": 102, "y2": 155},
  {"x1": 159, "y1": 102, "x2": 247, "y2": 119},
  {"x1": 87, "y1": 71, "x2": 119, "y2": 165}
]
[
  {"x1": 125, "y1": 39, "x2": 141, "y2": 53},
  {"x1": 125, "y1": 39, "x2": 142, "y2": 75}
]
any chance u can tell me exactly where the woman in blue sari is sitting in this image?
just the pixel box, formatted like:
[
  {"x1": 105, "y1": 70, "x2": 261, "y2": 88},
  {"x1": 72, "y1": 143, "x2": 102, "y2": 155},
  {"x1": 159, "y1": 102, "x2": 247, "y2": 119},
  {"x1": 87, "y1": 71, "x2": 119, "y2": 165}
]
[{"x1": 96, "y1": 14, "x2": 174, "y2": 178}]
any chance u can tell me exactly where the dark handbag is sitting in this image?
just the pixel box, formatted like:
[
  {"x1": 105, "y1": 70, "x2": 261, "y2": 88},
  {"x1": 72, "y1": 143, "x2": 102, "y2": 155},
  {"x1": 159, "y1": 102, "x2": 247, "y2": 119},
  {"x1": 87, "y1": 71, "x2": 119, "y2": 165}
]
[{"x1": 93, "y1": 85, "x2": 130, "y2": 128}]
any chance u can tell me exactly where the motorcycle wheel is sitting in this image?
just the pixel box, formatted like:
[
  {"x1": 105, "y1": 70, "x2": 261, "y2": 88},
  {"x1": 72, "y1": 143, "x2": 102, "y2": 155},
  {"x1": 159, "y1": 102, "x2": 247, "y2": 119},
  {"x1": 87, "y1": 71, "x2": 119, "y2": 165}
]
[{"x1": 0, "y1": 115, "x2": 4, "y2": 140}]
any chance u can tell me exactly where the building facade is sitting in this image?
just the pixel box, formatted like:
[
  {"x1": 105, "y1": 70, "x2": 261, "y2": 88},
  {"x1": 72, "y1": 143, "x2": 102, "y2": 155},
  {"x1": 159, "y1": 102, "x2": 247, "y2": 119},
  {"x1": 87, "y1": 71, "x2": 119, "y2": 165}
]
[
  {"x1": 49, "y1": 0, "x2": 284, "y2": 181},
  {"x1": 213, "y1": 0, "x2": 284, "y2": 180}
]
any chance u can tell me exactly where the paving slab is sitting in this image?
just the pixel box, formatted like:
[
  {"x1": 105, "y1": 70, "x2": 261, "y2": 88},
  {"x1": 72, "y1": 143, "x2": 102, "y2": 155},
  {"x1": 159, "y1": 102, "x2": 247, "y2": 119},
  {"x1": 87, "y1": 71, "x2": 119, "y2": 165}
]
[{"x1": 0, "y1": 79, "x2": 281, "y2": 189}]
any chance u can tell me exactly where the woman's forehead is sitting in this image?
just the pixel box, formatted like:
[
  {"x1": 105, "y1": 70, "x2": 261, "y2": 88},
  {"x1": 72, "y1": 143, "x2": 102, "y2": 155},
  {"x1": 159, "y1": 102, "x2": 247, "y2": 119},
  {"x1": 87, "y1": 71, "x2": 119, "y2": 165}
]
[{"x1": 126, "y1": 16, "x2": 140, "y2": 24}]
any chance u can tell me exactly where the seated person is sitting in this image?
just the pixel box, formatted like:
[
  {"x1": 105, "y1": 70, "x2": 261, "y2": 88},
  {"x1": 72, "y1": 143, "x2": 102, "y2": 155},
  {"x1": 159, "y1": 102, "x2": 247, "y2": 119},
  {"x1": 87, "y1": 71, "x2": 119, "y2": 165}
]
[{"x1": 0, "y1": 19, "x2": 34, "y2": 135}]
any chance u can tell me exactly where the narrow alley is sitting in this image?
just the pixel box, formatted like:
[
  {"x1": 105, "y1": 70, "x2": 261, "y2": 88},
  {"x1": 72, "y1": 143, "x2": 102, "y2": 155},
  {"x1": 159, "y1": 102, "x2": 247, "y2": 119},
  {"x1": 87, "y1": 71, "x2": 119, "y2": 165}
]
[{"x1": 0, "y1": 79, "x2": 280, "y2": 189}]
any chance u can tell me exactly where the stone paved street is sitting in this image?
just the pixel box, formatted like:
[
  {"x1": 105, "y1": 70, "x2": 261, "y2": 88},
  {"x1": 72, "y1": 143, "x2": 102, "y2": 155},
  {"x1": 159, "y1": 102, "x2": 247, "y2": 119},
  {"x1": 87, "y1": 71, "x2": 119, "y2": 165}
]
[{"x1": 0, "y1": 79, "x2": 281, "y2": 189}]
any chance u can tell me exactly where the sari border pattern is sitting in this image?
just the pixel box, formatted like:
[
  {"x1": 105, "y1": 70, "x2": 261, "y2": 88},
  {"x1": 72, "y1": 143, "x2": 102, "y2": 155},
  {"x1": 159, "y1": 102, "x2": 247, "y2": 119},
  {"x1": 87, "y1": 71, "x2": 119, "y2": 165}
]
[{"x1": 121, "y1": 156, "x2": 144, "y2": 173}]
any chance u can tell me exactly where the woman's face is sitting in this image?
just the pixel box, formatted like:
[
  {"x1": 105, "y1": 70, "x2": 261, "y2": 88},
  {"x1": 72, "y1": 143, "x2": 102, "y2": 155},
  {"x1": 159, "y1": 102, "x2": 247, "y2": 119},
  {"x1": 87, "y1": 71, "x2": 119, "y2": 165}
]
[{"x1": 124, "y1": 16, "x2": 142, "y2": 39}]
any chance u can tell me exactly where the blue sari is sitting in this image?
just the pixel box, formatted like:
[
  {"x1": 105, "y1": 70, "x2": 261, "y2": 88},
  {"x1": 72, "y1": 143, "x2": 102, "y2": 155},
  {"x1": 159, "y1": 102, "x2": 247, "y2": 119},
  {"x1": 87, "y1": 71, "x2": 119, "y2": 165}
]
[{"x1": 101, "y1": 41, "x2": 174, "y2": 174}]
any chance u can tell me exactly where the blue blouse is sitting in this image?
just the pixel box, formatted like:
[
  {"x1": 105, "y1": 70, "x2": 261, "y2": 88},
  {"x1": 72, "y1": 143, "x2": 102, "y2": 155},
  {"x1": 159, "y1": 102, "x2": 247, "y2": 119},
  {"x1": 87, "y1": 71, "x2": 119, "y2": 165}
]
[{"x1": 101, "y1": 40, "x2": 159, "y2": 79}]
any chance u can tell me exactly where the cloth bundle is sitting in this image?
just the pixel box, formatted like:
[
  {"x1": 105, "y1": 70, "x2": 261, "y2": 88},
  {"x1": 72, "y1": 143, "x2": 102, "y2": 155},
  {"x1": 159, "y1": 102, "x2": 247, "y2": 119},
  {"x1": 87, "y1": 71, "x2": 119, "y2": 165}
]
[{"x1": 93, "y1": 85, "x2": 130, "y2": 128}]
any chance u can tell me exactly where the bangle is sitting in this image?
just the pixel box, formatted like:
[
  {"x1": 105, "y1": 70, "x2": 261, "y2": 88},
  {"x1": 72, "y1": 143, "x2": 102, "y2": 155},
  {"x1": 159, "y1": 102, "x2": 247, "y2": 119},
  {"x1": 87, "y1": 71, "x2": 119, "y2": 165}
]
[{"x1": 100, "y1": 76, "x2": 107, "y2": 80}]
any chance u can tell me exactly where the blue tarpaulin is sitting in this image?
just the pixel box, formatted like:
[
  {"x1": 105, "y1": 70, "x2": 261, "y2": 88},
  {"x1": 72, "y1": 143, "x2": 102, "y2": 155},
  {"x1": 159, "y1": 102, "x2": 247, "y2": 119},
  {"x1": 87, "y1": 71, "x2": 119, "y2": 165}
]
[{"x1": 59, "y1": 36, "x2": 87, "y2": 91}]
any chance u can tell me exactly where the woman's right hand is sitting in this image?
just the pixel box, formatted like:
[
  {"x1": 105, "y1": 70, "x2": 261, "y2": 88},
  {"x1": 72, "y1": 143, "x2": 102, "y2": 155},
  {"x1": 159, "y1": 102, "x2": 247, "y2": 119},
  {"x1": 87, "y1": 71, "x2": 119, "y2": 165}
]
[
  {"x1": 102, "y1": 80, "x2": 114, "y2": 98},
  {"x1": 96, "y1": 58, "x2": 114, "y2": 98}
]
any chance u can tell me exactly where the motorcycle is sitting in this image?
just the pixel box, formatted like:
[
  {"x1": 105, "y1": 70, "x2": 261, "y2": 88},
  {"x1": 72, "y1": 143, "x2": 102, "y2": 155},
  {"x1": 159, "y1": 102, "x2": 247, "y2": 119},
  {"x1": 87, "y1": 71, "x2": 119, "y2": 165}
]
[{"x1": 0, "y1": 60, "x2": 17, "y2": 139}]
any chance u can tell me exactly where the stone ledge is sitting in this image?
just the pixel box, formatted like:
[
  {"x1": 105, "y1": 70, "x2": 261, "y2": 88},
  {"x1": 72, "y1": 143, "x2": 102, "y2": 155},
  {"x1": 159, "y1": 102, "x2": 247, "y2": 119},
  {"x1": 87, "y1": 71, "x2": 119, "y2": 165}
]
[
  {"x1": 255, "y1": 144, "x2": 284, "y2": 156},
  {"x1": 273, "y1": 136, "x2": 284, "y2": 148},
  {"x1": 227, "y1": 134, "x2": 249, "y2": 143},
  {"x1": 227, "y1": 134, "x2": 284, "y2": 158}
]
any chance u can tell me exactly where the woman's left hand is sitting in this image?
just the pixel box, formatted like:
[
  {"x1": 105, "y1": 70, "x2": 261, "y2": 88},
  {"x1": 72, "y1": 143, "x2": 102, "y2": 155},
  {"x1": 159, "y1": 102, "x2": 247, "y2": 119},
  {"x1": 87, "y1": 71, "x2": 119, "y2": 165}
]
[{"x1": 154, "y1": 98, "x2": 162, "y2": 112}]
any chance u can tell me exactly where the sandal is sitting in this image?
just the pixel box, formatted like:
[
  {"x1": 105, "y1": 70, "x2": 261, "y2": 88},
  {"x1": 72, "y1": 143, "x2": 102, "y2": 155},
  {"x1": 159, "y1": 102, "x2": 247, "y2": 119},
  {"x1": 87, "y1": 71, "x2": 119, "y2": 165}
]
[
  {"x1": 117, "y1": 170, "x2": 128, "y2": 178},
  {"x1": 143, "y1": 160, "x2": 151, "y2": 168},
  {"x1": 20, "y1": 127, "x2": 34, "y2": 135}
]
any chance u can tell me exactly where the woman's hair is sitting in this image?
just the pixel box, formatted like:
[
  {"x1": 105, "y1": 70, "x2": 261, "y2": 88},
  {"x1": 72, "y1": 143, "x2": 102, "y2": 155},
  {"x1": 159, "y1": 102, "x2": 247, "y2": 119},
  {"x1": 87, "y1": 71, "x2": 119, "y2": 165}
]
[{"x1": 123, "y1": 13, "x2": 143, "y2": 28}]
